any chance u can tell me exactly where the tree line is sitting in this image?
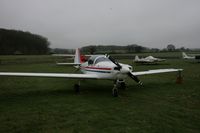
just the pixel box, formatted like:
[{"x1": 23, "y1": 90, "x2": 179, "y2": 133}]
[
  {"x1": 80, "y1": 44, "x2": 194, "y2": 54},
  {"x1": 81, "y1": 44, "x2": 148, "y2": 54},
  {"x1": 0, "y1": 28, "x2": 50, "y2": 55}
]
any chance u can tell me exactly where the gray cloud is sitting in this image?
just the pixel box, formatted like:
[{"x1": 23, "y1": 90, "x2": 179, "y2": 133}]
[{"x1": 0, "y1": 0, "x2": 200, "y2": 49}]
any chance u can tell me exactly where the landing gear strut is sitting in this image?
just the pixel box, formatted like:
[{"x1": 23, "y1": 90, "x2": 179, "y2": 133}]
[
  {"x1": 116, "y1": 79, "x2": 126, "y2": 90},
  {"x1": 112, "y1": 80, "x2": 126, "y2": 97},
  {"x1": 112, "y1": 84, "x2": 118, "y2": 97},
  {"x1": 74, "y1": 81, "x2": 80, "y2": 94}
]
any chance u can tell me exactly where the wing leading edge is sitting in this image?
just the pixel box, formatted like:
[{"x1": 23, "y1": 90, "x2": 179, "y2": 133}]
[
  {"x1": 0, "y1": 69, "x2": 183, "y2": 79},
  {"x1": 131, "y1": 68, "x2": 183, "y2": 76},
  {"x1": 0, "y1": 72, "x2": 99, "y2": 79}
]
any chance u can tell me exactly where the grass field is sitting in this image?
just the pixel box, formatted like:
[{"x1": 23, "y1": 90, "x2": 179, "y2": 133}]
[{"x1": 0, "y1": 53, "x2": 200, "y2": 133}]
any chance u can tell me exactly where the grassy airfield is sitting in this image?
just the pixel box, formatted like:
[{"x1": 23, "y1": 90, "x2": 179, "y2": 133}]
[{"x1": 0, "y1": 53, "x2": 200, "y2": 133}]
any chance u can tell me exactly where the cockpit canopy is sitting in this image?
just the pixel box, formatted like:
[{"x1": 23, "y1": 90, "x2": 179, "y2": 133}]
[{"x1": 88, "y1": 55, "x2": 111, "y2": 65}]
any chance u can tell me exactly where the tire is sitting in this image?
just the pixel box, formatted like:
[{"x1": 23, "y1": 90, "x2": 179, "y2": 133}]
[{"x1": 112, "y1": 88, "x2": 118, "y2": 97}]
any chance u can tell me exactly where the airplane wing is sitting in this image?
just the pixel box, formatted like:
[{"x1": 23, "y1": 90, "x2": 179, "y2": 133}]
[
  {"x1": 52, "y1": 54, "x2": 75, "y2": 57},
  {"x1": 0, "y1": 72, "x2": 99, "y2": 79},
  {"x1": 56, "y1": 63, "x2": 81, "y2": 65},
  {"x1": 131, "y1": 68, "x2": 183, "y2": 76}
]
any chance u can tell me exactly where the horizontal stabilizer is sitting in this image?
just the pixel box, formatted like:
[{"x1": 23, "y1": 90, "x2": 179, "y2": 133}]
[
  {"x1": 52, "y1": 54, "x2": 92, "y2": 57},
  {"x1": 56, "y1": 63, "x2": 81, "y2": 65},
  {"x1": 52, "y1": 54, "x2": 75, "y2": 57}
]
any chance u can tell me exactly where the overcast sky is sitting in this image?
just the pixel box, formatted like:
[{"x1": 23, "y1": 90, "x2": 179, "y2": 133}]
[{"x1": 0, "y1": 0, "x2": 200, "y2": 49}]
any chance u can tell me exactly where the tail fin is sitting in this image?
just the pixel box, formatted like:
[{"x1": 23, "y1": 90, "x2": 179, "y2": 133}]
[
  {"x1": 182, "y1": 52, "x2": 188, "y2": 58},
  {"x1": 135, "y1": 55, "x2": 140, "y2": 61},
  {"x1": 56, "y1": 48, "x2": 82, "y2": 66},
  {"x1": 74, "y1": 48, "x2": 81, "y2": 64}
]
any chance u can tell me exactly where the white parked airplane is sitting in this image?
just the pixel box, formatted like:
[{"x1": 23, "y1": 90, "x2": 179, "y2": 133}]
[
  {"x1": 134, "y1": 55, "x2": 166, "y2": 64},
  {"x1": 182, "y1": 52, "x2": 195, "y2": 59},
  {"x1": 182, "y1": 52, "x2": 200, "y2": 63},
  {"x1": 0, "y1": 49, "x2": 182, "y2": 96}
]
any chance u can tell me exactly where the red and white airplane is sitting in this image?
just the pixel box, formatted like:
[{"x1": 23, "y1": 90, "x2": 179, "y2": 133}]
[{"x1": 0, "y1": 49, "x2": 183, "y2": 96}]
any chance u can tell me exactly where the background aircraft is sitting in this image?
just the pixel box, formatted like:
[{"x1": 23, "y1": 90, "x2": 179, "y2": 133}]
[
  {"x1": 182, "y1": 52, "x2": 195, "y2": 59},
  {"x1": 182, "y1": 52, "x2": 200, "y2": 62},
  {"x1": 0, "y1": 49, "x2": 182, "y2": 97},
  {"x1": 182, "y1": 52, "x2": 200, "y2": 59},
  {"x1": 134, "y1": 55, "x2": 166, "y2": 64}
]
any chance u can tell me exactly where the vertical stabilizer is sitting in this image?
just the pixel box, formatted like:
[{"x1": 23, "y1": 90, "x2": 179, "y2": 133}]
[
  {"x1": 182, "y1": 52, "x2": 188, "y2": 59},
  {"x1": 74, "y1": 48, "x2": 81, "y2": 64},
  {"x1": 135, "y1": 55, "x2": 140, "y2": 61}
]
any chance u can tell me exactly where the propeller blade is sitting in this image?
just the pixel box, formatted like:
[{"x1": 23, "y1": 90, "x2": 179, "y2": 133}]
[
  {"x1": 128, "y1": 72, "x2": 143, "y2": 85},
  {"x1": 106, "y1": 55, "x2": 122, "y2": 70}
]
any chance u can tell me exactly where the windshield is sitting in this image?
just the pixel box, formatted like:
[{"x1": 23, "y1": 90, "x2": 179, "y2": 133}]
[
  {"x1": 94, "y1": 56, "x2": 110, "y2": 64},
  {"x1": 88, "y1": 55, "x2": 102, "y2": 65},
  {"x1": 87, "y1": 55, "x2": 110, "y2": 65}
]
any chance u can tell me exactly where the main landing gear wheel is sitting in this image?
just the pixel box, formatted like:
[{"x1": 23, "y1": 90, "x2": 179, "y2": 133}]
[
  {"x1": 112, "y1": 85, "x2": 118, "y2": 97},
  {"x1": 74, "y1": 84, "x2": 80, "y2": 94}
]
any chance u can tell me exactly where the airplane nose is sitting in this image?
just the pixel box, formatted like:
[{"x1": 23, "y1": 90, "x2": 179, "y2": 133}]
[{"x1": 121, "y1": 66, "x2": 130, "y2": 74}]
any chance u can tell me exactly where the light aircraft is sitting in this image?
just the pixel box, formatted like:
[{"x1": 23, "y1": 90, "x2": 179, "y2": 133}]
[
  {"x1": 182, "y1": 52, "x2": 196, "y2": 59},
  {"x1": 182, "y1": 52, "x2": 200, "y2": 59},
  {"x1": 0, "y1": 49, "x2": 183, "y2": 97},
  {"x1": 182, "y1": 52, "x2": 200, "y2": 62},
  {"x1": 134, "y1": 55, "x2": 166, "y2": 64}
]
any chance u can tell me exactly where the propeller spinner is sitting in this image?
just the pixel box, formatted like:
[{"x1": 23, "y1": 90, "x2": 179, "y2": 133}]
[{"x1": 106, "y1": 55, "x2": 143, "y2": 85}]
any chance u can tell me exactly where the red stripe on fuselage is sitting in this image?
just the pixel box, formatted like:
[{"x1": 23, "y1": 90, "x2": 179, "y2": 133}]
[{"x1": 81, "y1": 66, "x2": 112, "y2": 70}]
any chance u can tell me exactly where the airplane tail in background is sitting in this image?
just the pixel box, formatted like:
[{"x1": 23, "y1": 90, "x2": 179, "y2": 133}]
[
  {"x1": 135, "y1": 55, "x2": 140, "y2": 61},
  {"x1": 182, "y1": 52, "x2": 188, "y2": 58}
]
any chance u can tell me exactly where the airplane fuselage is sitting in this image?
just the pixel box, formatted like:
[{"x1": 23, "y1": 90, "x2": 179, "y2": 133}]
[{"x1": 80, "y1": 59, "x2": 132, "y2": 80}]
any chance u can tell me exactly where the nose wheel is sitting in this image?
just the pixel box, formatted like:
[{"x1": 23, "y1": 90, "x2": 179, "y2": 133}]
[
  {"x1": 118, "y1": 82, "x2": 126, "y2": 90},
  {"x1": 112, "y1": 84, "x2": 118, "y2": 97},
  {"x1": 112, "y1": 80, "x2": 126, "y2": 97},
  {"x1": 116, "y1": 79, "x2": 126, "y2": 90}
]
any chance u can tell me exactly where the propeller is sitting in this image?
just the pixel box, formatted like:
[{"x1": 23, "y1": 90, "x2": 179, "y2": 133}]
[
  {"x1": 106, "y1": 55, "x2": 122, "y2": 70},
  {"x1": 106, "y1": 54, "x2": 143, "y2": 85},
  {"x1": 128, "y1": 72, "x2": 143, "y2": 85}
]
